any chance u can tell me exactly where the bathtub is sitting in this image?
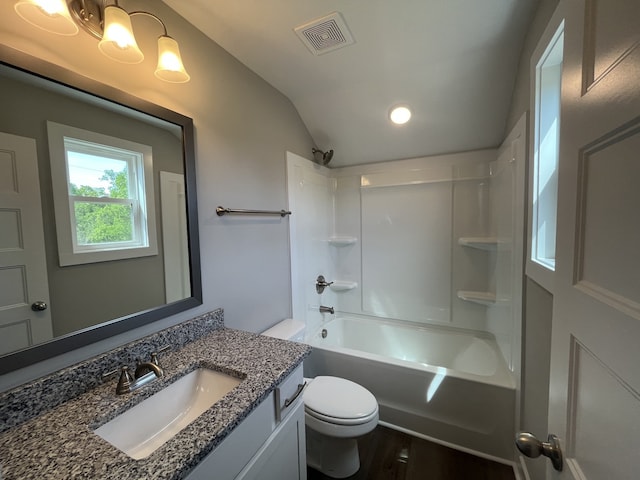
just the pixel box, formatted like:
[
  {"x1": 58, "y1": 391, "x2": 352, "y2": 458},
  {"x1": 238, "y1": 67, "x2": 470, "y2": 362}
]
[{"x1": 303, "y1": 315, "x2": 516, "y2": 460}]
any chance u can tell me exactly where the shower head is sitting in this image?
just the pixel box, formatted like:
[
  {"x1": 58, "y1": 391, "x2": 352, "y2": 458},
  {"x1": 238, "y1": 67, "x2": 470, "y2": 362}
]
[{"x1": 312, "y1": 148, "x2": 334, "y2": 166}]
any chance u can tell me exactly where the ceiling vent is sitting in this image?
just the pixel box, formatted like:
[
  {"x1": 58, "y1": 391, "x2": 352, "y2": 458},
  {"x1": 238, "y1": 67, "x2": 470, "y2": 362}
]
[{"x1": 294, "y1": 12, "x2": 355, "y2": 56}]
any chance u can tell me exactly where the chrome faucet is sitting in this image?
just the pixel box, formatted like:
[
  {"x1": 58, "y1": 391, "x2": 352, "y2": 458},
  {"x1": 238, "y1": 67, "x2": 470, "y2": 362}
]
[
  {"x1": 114, "y1": 346, "x2": 169, "y2": 395},
  {"x1": 319, "y1": 305, "x2": 335, "y2": 314},
  {"x1": 115, "y1": 362, "x2": 164, "y2": 395},
  {"x1": 134, "y1": 361, "x2": 164, "y2": 379}
]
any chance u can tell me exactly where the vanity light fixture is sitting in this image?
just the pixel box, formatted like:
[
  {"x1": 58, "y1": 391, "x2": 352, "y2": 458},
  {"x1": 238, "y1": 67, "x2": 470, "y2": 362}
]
[
  {"x1": 389, "y1": 105, "x2": 412, "y2": 125},
  {"x1": 14, "y1": 0, "x2": 79, "y2": 35},
  {"x1": 13, "y1": 0, "x2": 190, "y2": 83}
]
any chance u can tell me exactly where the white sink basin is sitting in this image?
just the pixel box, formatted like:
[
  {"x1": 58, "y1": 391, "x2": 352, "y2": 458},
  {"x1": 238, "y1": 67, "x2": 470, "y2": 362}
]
[{"x1": 95, "y1": 368, "x2": 242, "y2": 459}]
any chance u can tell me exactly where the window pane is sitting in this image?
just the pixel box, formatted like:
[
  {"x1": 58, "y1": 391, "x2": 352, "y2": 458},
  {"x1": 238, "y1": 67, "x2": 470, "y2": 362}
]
[
  {"x1": 67, "y1": 151, "x2": 129, "y2": 199},
  {"x1": 49, "y1": 122, "x2": 157, "y2": 265},
  {"x1": 74, "y1": 201, "x2": 134, "y2": 245},
  {"x1": 532, "y1": 28, "x2": 563, "y2": 271}
]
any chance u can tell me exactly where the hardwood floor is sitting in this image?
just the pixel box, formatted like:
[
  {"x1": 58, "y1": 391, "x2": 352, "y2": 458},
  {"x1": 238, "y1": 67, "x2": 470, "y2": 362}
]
[{"x1": 307, "y1": 425, "x2": 515, "y2": 480}]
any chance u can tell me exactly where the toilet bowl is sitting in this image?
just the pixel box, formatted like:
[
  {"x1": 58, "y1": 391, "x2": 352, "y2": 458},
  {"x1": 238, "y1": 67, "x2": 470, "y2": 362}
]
[
  {"x1": 262, "y1": 319, "x2": 379, "y2": 478},
  {"x1": 304, "y1": 375, "x2": 379, "y2": 478}
]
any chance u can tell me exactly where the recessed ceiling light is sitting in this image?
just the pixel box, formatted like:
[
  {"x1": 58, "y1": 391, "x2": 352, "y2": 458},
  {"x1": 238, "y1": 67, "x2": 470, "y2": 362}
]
[{"x1": 389, "y1": 105, "x2": 411, "y2": 125}]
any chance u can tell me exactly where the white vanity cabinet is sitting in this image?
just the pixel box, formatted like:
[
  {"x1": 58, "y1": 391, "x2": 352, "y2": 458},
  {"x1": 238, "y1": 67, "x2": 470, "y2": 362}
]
[{"x1": 185, "y1": 364, "x2": 306, "y2": 480}]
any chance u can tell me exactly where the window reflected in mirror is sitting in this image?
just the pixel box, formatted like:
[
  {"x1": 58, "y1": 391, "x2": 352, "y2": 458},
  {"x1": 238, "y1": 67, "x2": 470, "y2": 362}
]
[
  {"x1": 48, "y1": 121, "x2": 158, "y2": 265},
  {"x1": 0, "y1": 50, "x2": 201, "y2": 370}
]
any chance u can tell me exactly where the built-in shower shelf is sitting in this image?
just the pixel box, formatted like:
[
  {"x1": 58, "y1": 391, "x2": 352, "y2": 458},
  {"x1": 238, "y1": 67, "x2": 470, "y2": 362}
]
[
  {"x1": 328, "y1": 236, "x2": 358, "y2": 246},
  {"x1": 330, "y1": 281, "x2": 358, "y2": 291},
  {"x1": 456, "y1": 290, "x2": 496, "y2": 306},
  {"x1": 458, "y1": 236, "x2": 511, "y2": 251}
]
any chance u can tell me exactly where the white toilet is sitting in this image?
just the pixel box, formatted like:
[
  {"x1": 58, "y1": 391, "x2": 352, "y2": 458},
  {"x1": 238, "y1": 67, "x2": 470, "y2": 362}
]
[{"x1": 262, "y1": 319, "x2": 379, "y2": 478}]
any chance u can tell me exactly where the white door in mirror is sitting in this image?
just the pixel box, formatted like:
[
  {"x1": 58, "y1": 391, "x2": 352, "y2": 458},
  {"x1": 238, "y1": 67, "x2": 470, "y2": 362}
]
[{"x1": 0, "y1": 132, "x2": 53, "y2": 355}]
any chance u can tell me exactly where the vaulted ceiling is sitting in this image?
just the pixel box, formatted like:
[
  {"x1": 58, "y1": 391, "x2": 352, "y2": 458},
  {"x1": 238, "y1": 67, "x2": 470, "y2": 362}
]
[{"x1": 162, "y1": 0, "x2": 539, "y2": 167}]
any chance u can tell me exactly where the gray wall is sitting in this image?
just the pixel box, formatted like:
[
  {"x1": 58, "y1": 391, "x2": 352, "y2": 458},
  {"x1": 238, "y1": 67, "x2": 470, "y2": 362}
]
[{"x1": 0, "y1": 0, "x2": 314, "y2": 390}]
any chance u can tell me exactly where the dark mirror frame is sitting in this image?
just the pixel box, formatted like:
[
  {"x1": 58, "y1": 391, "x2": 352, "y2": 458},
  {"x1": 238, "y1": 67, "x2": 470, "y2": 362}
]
[{"x1": 0, "y1": 45, "x2": 202, "y2": 375}]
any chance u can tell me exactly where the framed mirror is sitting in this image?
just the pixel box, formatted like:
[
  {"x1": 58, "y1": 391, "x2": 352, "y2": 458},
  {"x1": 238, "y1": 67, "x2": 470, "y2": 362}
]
[{"x1": 0, "y1": 45, "x2": 202, "y2": 374}]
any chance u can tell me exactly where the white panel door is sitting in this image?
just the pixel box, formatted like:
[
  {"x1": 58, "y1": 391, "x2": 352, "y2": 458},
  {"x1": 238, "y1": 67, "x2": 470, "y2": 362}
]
[
  {"x1": 160, "y1": 171, "x2": 190, "y2": 303},
  {"x1": 548, "y1": 0, "x2": 640, "y2": 479},
  {"x1": 0, "y1": 132, "x2": 52, "y2": 355}
]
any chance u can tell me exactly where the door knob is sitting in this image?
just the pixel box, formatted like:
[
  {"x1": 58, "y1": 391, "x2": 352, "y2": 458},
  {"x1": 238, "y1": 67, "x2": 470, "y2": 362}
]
[
  {"x1": 515, "y1": 432, "x2": 563, "y2": 471},
  {"x1": 31, "y1": 301, "x2": 48, "y2": 311}
]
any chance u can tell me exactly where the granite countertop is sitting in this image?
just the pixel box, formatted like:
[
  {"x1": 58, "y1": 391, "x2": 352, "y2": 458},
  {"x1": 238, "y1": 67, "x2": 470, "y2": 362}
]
[{"x1": 0, "y1": 326, "x2": 310, "y2": 479}]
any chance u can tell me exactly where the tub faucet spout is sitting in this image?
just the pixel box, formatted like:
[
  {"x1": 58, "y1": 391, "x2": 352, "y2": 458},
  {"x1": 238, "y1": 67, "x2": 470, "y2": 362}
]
[{"x1": 319, "y1": 305, "x2": 335, "y2": 314}]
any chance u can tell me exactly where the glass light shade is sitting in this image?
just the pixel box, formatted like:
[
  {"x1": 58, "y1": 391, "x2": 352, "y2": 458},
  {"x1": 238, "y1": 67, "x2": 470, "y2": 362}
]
[
  {"x1": 155, "y1": 36, "x2": 190, "y2": 83},
  {"x1": 14, "y1": 0, "x2": 79, "y2": 36},
  {"x1": 390, "y1": 105, "x2": 412, "y2": 125},
  {"x1": 98, "y1": 5, "x2": 144, "y2": 64}
]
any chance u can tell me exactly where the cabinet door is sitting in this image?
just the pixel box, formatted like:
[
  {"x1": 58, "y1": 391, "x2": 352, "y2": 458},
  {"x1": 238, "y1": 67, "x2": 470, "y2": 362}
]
[
  {"x1": 237, "y1": 399, "x2": 306, "y2": 480},
  {"x1": 185, "y1": 394, "x2": 275, "y2": 480}
]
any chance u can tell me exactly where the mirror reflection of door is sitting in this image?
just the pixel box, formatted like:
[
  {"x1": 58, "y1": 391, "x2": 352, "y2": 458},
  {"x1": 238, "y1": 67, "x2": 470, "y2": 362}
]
[
  {"x1": 0, "y1": 132, "x2": 52, "y2": 355},
  {"x1": 160, "y1": 171, "x2": 190, "y2": 303}
]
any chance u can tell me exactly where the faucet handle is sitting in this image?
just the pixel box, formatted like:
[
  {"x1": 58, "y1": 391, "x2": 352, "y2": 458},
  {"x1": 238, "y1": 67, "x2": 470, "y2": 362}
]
[
  {"x1": 150, "y1": 352, "x2": 160, "y2": 366},
  {"x1": 116, "y1": 366, "x2": 134, "y2": 395},
  {"x1": 316, "y1": 275, "x2": 334, "y2": 294},
  {"x1": 151, "y1": 345, "x2": 170, "y2": 366}
]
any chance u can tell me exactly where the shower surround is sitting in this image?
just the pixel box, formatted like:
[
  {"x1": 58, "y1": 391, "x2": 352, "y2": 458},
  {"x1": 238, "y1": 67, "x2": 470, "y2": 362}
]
[{"x1": 286, "y1": 118, "x2": 526, "y2": 460}]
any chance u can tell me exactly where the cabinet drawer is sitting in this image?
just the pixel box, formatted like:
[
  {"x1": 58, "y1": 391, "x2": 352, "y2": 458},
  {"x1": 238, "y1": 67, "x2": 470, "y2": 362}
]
[{"x1": 274, "y1": 364, "x2": 305, "y2": 422}]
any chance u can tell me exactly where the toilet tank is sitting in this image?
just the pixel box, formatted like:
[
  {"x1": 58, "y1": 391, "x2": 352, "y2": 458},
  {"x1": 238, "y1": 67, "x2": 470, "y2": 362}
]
[{"x1": 261, "y1": 319, "x2": 305, "y2": 342}]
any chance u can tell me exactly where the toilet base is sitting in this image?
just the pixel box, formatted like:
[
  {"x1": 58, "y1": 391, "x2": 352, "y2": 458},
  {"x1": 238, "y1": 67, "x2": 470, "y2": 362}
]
[{"x1": 306, "y1": 427, "x2": 360, "y2": 478}]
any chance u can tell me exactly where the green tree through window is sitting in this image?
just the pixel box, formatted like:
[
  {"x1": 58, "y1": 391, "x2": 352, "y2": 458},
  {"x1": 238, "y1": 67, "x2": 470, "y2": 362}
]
[{"x1": 70, "y1": 169, "x2": 134, "y2": 244}]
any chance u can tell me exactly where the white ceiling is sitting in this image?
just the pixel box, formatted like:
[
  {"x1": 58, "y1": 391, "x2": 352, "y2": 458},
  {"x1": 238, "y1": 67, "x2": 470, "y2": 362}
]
[{"x1": 162, "y1": 0, "x2": 539, "y2": 167}]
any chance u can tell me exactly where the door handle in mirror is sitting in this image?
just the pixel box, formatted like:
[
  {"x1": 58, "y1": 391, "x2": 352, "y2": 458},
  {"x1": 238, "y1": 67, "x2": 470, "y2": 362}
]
[{"x1": 31, "y1": 301, "x2": 48, "y2": 311}]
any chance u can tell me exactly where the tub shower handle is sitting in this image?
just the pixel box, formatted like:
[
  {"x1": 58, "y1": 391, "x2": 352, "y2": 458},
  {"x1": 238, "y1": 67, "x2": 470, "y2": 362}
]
[
  {"x1": 319, "y1": 305, "x2": 335, "y2": 314},
  {"x1": 316, "y1": 275, "x2": 334, "y2": 294}
]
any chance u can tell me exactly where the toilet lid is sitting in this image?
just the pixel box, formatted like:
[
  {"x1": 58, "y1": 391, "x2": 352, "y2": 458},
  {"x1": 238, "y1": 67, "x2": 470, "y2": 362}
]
[{"x1": 304, "y1": 376, "x2": 378, "y2": 420}]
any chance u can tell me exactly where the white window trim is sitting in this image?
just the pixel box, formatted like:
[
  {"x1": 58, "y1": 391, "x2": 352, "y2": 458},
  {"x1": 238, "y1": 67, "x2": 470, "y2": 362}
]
[
  {"x1": 526, "y1": 4, "x2": 565, "y2": 293},
  {"x1": 64, "y1": 138, "x2": 147, "y2": 254},
  {"x1": 47, "y1": 121, "x2": 158, "y2": 266}
]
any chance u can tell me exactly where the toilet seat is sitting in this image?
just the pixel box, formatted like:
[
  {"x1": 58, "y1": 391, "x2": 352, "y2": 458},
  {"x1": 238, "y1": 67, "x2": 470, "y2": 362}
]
[
  {"x1": 305, "y1": 406, "x2": 378, "y2": 426},
  {"x1": 304, "y1": 376, "x2": 378, "y2": 426}
]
